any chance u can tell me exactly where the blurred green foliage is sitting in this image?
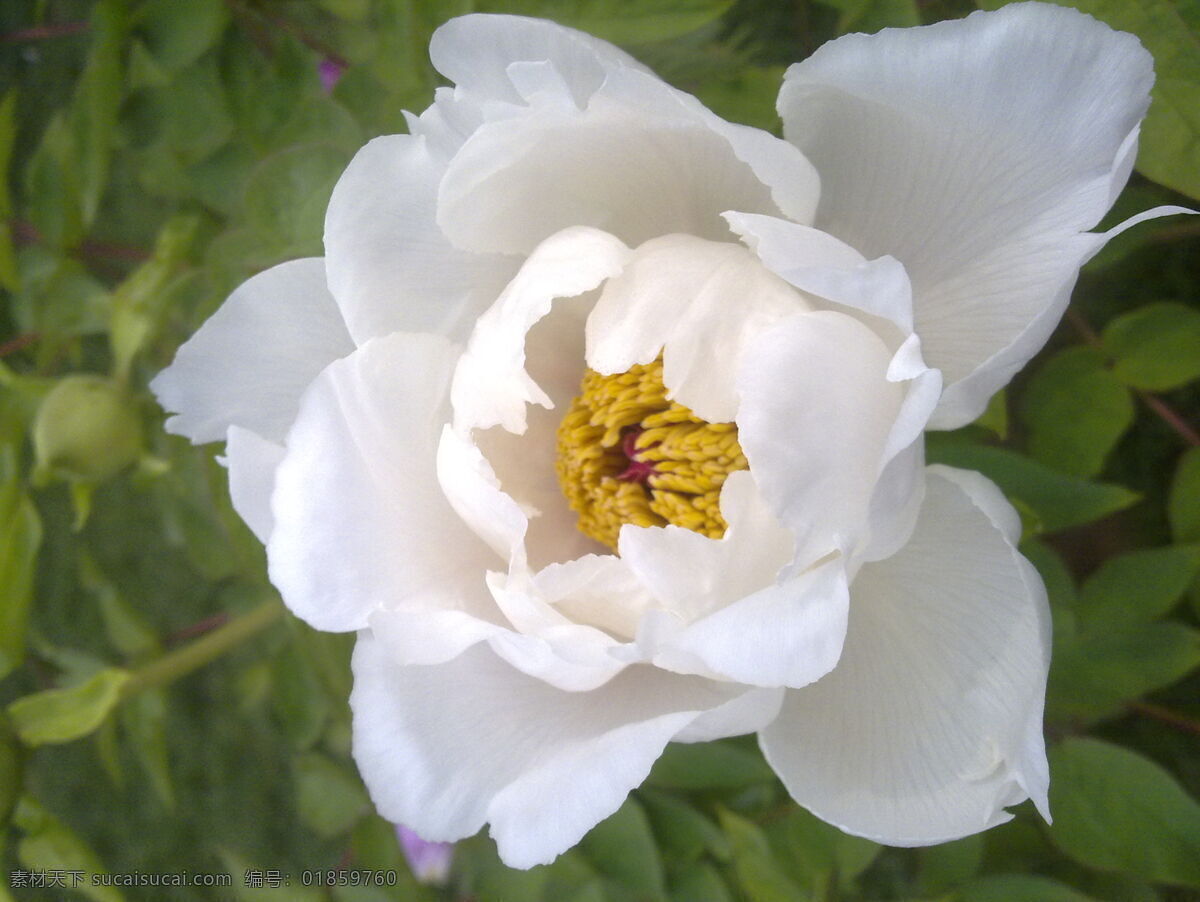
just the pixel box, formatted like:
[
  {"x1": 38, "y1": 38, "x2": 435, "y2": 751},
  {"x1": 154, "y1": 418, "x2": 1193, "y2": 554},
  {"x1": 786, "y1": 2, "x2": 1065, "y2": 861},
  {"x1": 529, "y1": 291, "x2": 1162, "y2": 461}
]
[{"x1": 1, "y1": 0, "x2": 1199, "y2": 900}]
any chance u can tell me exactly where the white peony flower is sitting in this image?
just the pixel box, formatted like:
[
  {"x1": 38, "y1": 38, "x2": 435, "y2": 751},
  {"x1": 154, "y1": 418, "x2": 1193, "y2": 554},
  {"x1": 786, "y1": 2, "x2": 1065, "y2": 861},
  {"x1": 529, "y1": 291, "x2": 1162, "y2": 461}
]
[{"x1": 153, "y1": 3, "x2": 1185, "y2": 868}]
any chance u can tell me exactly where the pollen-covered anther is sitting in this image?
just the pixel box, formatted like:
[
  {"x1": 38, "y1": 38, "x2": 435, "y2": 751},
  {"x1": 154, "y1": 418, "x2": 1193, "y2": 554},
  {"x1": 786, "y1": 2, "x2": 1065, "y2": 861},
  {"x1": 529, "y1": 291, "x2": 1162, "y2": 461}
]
[{"x1": 555, "y1": 357, "x2": 748, "y2": 551}]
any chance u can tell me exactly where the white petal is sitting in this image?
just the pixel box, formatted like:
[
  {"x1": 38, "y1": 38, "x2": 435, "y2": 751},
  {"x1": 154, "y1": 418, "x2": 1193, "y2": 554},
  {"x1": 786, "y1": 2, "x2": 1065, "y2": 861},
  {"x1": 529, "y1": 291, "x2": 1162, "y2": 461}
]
[
  {"x1": 615, "y1": 472, "x2": 847, "y2": 689},
  {"x1": 268, "y1": 333, "x2": 497, "y2": 632},
  {"x1": 222, "y1": 426, "x2": 284, "y2": 544},
  {"x1": 760, "y1": 468, "x2": 1051, "y2": 844},
  {"x1": 351, "y1": 639, "x2": 773, "y2": 869},
  {"x1": 437, "y1": 83, "x2": 787, "y2": 257},
  {"x1": 672, "y1": 687, "x2": 785, "y2": 744},
  {"x1": 323, "y1": 133, "x2": 518, "y2": 346},
  {"x1": 534, "y1": 553, "x2": 655, "y2": 641},
  {"x1": 152, "y1": 258, "x2": 353, "y2": 444},
  {"x1": 587, "y1": 235, "x2": 808, "y2": 423},
  {"x1": 592, "y1": 69, "x2": 820, "y2": 226},
  {"x1": 934, "y1": 204, "x2": 1196, "y2": 427},
  {"x1": 725, "y1": 212, "x2": 913, "y2": 333},
  {"x1": 367, "y1": 587, "x2": 625, "y2": 694},
  {"x1": 779, "y1": 3, "x2": 1156, "y2": 426},
  {"x1": 618, "y1": 471, "x2": 793, "y2": 625},
  {"x1": 429, "y1": 14, "x2": 651, "y2": 109},
  {"x1": 436, "y1": 426, "x2": 527, "y2": 564},
  {"x1": 736, "y1": 310, "x2": 909, "y2": 562},
  {"x1": 451, "y1": 226, "x2": 631, "y2": 435},
  {"x1": 649, "y1": 557, "x2": 850, "y2": 690}
]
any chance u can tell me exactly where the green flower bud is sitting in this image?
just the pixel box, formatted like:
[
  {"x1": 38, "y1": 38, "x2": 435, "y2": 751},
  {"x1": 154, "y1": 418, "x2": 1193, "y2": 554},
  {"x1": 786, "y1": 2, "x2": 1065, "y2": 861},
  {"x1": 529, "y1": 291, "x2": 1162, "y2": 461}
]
[{"x1": 33, "y1": 375, "x2": 142, "y2": 482}]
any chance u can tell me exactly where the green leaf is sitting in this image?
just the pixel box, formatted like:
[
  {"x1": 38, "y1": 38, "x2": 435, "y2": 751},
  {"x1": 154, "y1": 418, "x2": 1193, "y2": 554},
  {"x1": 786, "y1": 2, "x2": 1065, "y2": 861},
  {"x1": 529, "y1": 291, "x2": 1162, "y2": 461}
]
[
  {"x1": 75, "y1": 0, "x2": 128, "y2": 227},
  {"x1": 647, "y1": 740, "x2": 775, "y2": 790},
  {"x1": 109, "y1": 213, "x2": 201, "y2": 378},
  {"x1": 0, "y1": 89, "x2": 17, "y2": 291},
  {"x1": 1021, "y1": 538, "x2": 1077, "y2": 612},
  {"x1": 119, "y1": 689, "x2": 174, "y2": 809},
  {"x1": 1047, "y1": 738, "x2": 1200, "y2": 887},
  {"x1": 1049, "y1": 621, "x2": 1200, "y2": 724},
  {"x1": 294, "y1": 751, "x2": 369, "y2": 838},
  {"x1": 0, "y1": 445, "x2": 41, "y2": 679},
  {"x1": 580, "y1": 797, "x2": 667, "y2": 901},
  {"x1": 1103, "y1": 302, "x2": 1200, "y2": 391},
  {"x1": 1020, "y1": 347, "x2": 1134, "y2": 477},
  {"x1": 670, "y1": 862, "x2": 735, "y2": 902},
  {"x1": 694, "y1": 66, "x2": 785, "y2": 135},
  {"x1": 975, "y1": 388, "x2": 1009, "y2": 440},
  {"x1": 820, "y1": 0, "x2": 920, "y2": 34},
  {"x1": 217, "y1": 849, "x2": 324, "y2": 902},
  {"x1": 0, "y1": 715, "x2": 20, "y2": 830},
  {"x1": 24, "y1": 114, "x2": 85, "y2": 248},
  {"x1": 717, "y1": 808, "x2": 807, "y2": 902},
  {"x1": 763, "y1": 805, "x2": 880, "y2": 892},
  {"x1": 476, "y1": 0, "x2": 734, "y2": 45},
  {"x1": 172, "y1": 59, "x2": 237, "y2": 165},
  {"x1": 927, "y1": 441, "x2": 1140, "y2": 532},
  {"x1": 244, "y1": 142, "x2": 350, "y2": 256},
  {"x1": 454, "y1": 834, "x2": 553, "y2": 901},
  {"x1": 1169, "y1": 447, "x2": 1200, "y2": 542},
  {"x1": 957, "y1": 874, "x2": 1097, "y2": 902},
  {"x1": 139, "y1": 0, "x2": 230, "y2": 72},
  {"x1": 14, "y1": 797, "x2": 126, "y2": 902},
  {"x1": 640, "y1": 789, "x2": 729, "y2": 863},
  {"x1": 7, "y1": 668, "x2": 131, "y2": 747},
  {"x1": 11, "y1": 246, "x2": 110, "y2": 343},
  {"x1": 916, "y1": 834, "x2": 984, "y2": 894},
  {"x1": 1076, "y1": 544, "x2": 1200, "y2": 631},
  {"x1": 270, "y1": 636, "x2": 329, "y2": 749}
]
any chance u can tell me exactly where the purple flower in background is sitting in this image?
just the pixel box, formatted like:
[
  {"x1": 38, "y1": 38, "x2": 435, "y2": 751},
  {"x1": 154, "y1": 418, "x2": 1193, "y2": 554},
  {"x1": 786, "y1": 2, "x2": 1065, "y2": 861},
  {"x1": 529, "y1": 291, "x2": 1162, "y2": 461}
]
[
  {"x1": 396, "y1": 824, "x2": 454, "y2": 884},
  {"x1": 318, "y1": 57, "x2": 345, "y2": 94}
]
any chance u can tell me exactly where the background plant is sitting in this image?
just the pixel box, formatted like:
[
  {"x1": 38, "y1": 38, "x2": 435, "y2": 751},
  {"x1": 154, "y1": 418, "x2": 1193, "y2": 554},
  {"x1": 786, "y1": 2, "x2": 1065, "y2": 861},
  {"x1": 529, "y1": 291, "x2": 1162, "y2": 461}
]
[{"x1": 1, "y1": 0, "x2": 1198, "y2": 900}]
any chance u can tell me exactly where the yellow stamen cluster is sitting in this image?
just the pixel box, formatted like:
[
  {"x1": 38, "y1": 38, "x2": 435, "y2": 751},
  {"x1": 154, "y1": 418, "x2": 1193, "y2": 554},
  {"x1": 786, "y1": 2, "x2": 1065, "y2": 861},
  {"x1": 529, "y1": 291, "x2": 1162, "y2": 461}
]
[{"x1": 555, "y1": 358, "x2": 748, "y2": 551}]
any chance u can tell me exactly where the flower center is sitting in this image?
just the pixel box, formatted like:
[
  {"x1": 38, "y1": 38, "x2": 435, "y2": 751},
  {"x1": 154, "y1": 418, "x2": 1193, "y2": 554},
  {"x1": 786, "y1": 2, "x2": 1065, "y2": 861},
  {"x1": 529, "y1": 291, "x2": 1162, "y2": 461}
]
[{"x1": 555, "y1": 357, "x2": 748, "y2": 551}]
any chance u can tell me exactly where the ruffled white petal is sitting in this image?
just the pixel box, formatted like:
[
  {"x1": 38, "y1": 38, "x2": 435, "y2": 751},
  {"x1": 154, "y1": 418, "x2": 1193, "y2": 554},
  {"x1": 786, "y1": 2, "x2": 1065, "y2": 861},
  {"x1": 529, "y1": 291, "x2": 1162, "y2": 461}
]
[
  {"x1": 451, "y1": 226, "x2": 631, "y2": 435},
  {"x1": 323, "y1": 134, "x2": 518, "y2": 346},
  {"x1": 533, "y1": 553, "x2": 655, "y2": 641},
  {"x1": 591, "y1": 69, "x2": 820, "y2": 226},
  {"x1": 587, "y1": 235, "x2": 808, "y2": 423},
  {"x1": 351, "y1": 639, "x2": 778, "y2": 869},
  {"x1": 429, "y1": 12, "x2": 820, "y2": 236},
  {"x1": 779, "y1": 2, "x2": 1157, "y2": 426},
  {"x1": 268, "y1": 332, "x2": 497, "y2": 632},
  {"x1": 619, "y1": 472, "x2": 848, "y2": 688},
  {"x1": 152, "y1": 258, "x2": 353, "y2": 444},
  {"x1": 759, "y1": 467, "x2": 1051, "y2": 844},
  {"x1": 222, "y1": 426, "x2": 284, "y2": 544},
  {"x1": 437, "y1": 103, "x2": 781, "y2": 257},
  {"x1": 429, "y1": 13, "x2": 651, "y2": 110},
  {"x1": 725, "y1": 212, "x2": 912, "y2": 334},
  {"x1": 736, "y1": 310, "x2": 909, "y2": 563},
  {"x1": 618, "y1": 471, "x2": 793, "y2": 625}
]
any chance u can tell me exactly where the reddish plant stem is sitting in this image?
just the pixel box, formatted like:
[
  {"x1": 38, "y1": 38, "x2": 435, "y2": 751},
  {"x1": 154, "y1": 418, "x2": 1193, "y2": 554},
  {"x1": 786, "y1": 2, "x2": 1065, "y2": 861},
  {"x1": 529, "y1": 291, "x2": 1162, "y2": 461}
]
[
  {"x1": 80, "y1": 237, "x2": 151, "y2": 263},
  {"x1": 10, "y1": 218, "x2": 151, "y2": 263},
  {"x1": 0, "y1": 21, "x2": 89, "y2": 43},
  {"x1": 1138, "y1": 391, "x2": 1200, "y2": 447},
  {"x1": 1128, "y1": 701, "x2": 1200, "y2": 737},
  {"x1": 1066, "y1": 307, "x2": 1200, "y2": 448},
  {"x1": 224, "y1": 0, "x2": 347, "y2": 68},
  {"x1": 0, "y1": 333, "x2": 39, "y2": 357},
  {"x1": 167, "y1": 611, "x2": 231, "y2": 646}
]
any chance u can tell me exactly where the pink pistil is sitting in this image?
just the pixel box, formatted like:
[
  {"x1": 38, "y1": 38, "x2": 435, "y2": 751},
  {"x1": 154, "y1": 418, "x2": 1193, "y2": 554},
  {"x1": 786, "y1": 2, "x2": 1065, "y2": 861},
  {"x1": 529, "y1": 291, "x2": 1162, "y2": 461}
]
[{"x1": 616, "y1": 428, "x2": 658, "y2": 483}]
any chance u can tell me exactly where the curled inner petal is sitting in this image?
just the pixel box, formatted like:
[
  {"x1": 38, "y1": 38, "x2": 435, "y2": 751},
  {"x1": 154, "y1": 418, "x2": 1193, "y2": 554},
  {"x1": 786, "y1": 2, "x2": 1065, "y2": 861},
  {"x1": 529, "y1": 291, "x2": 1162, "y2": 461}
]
[{"x1": 555, "y1": 357, "x2": 747, "y2": 549}]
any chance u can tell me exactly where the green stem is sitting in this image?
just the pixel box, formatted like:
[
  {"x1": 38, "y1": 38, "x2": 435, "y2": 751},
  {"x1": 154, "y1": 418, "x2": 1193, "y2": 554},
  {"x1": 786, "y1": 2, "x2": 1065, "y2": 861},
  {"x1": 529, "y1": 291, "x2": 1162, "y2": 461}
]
[{"x1": 120, "y1": 599, "x2": 284, "y2": 699}]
